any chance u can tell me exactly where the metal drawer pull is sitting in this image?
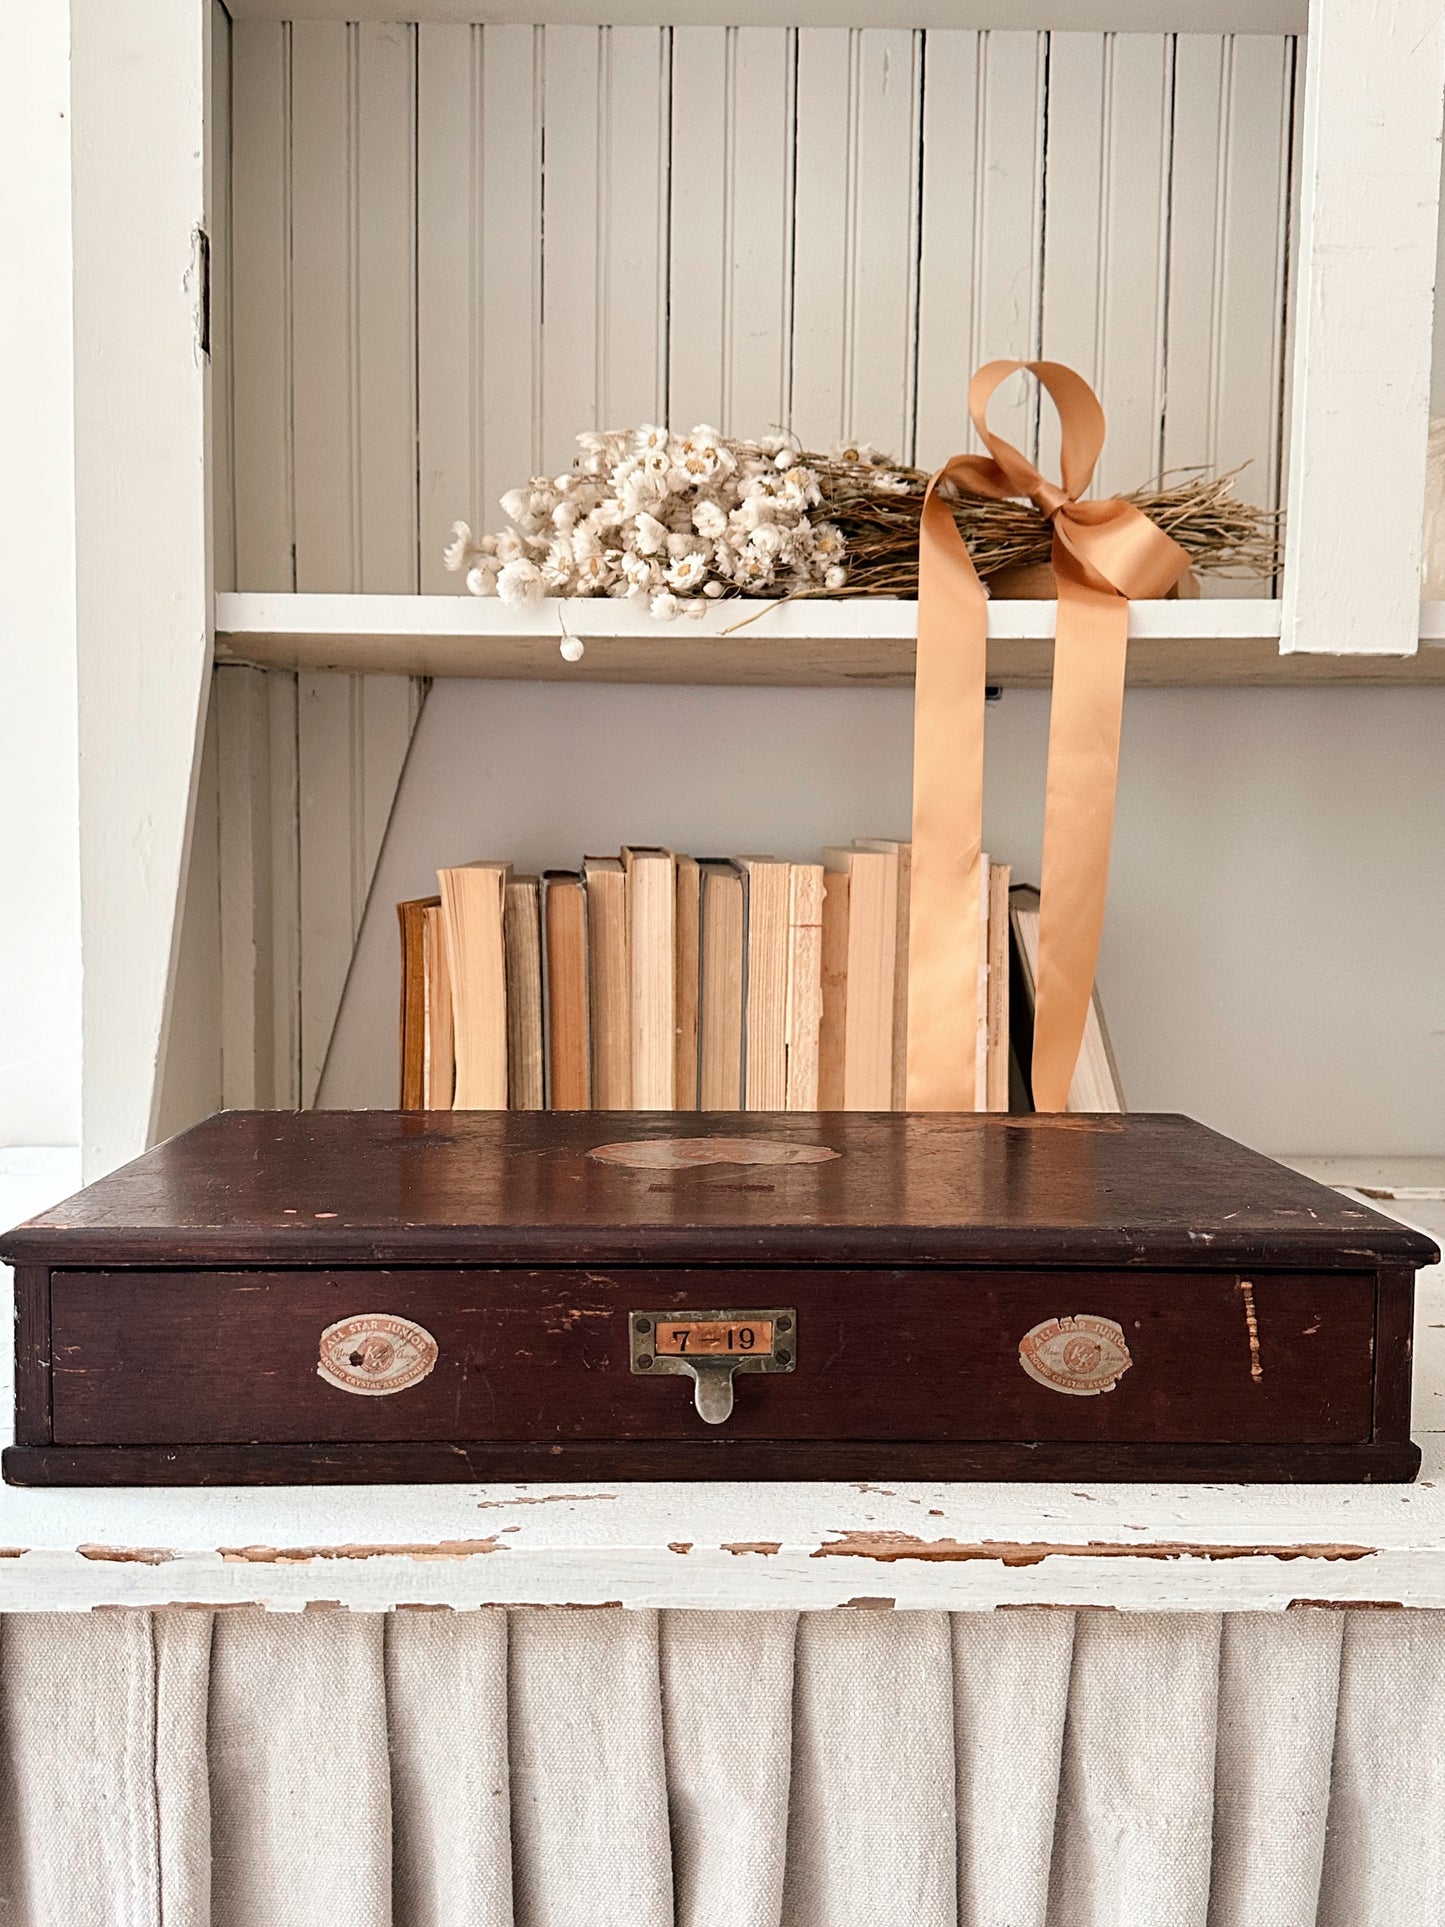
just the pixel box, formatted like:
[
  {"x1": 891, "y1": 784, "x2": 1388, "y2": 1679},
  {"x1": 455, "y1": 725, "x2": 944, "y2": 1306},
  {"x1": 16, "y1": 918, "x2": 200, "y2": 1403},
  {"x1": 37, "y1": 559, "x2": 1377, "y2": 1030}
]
[{"x1": 629, "y1": 1310, "x2": 796, "y2": 1424}]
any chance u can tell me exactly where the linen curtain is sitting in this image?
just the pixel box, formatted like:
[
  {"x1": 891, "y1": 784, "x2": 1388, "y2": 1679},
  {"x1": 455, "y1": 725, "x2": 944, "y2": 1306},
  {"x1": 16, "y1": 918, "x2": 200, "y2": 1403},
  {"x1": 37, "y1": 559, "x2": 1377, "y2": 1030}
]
[{"x1": 1, "y1": 1607, "x2": 1443, "y2": 1926}]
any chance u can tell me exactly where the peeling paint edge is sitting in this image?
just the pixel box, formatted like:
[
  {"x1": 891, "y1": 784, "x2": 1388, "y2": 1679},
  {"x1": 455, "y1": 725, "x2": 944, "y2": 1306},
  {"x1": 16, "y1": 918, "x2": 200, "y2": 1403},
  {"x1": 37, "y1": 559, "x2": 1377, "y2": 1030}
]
[{"x1": 810, "y1": 1533, "x2": 1378, "y2": 1566}]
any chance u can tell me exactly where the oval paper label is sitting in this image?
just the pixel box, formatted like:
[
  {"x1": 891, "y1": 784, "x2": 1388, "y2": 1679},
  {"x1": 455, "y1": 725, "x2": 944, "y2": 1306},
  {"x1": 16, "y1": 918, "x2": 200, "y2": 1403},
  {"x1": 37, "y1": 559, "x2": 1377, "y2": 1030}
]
[
  {"x1": 588, "y1": 1137, "x2": 840, "y2": 1169},
  {"x1": 1019, "y1": 1315, "x2": 1132, "y2": 1397},
  {"x1": 317, "y1": 1314, "x2": 439, "y2": 1396}
]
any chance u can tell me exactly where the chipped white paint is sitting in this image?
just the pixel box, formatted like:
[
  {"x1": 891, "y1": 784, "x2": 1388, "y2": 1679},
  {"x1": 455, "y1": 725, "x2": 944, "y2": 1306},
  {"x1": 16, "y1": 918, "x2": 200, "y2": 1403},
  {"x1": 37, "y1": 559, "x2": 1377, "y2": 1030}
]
[{"x1": 1, "y1": 1180, "x2": 1440, "y2": 1615}]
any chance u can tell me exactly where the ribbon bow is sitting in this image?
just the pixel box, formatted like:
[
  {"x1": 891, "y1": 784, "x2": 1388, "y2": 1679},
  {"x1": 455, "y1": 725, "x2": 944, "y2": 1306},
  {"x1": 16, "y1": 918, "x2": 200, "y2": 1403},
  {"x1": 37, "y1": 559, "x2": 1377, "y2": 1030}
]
[{"x1": 906, "y1": 360, "x2": 1190, "y2": 1113}]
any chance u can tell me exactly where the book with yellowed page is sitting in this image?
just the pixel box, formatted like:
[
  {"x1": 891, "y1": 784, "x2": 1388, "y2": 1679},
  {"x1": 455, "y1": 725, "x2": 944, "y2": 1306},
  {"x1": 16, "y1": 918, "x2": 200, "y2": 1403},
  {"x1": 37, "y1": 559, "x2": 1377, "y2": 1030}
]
[
  {"x1": 437, "y1": 860, "x2": 509, "y2": 1109},
  {"x1": 697, "y1": 859, "x2": 744, "y2": 1109},
  {"x1": 543, "y1": 871, "x2": 589, "y2": 1110},
  {"x1": 397, "y1": 896, "x2": 436, "y2": 1110},
  {"x1": 986, "y1": 862, "x2": 1011, "y2": 1111},
  {"x1": 1008, "y1": 883, "x2": 1123, "y2": 1112},
  {"x1": 504, "y1": 875, "x2": 544, "y2": 1110},
  {"x1": 818, "y1": 867, "x2": 849, "y2": 1109},
  {"x1": 785, "y1": 862, "x2": 824, "y2": 1110},
  {"x1": 674, "y1": 854, "x2": 700, "y2": 1109},
  {"x1": 851, "y1": 840, "x2": 910, "y2": 1108},
  {"x1": 422, "y1": 903, "x2": 454, "y2": 1108},
  {"x1": 737, "y1": 855, "x2": 790, "y2": 1111},
  {"x1": 623, "y1": 847, "x2": 676, "y2": 1110},
  {"x1": 822, "y1": 844, "x2": 896, "y2": 1109},
  {"x1": 584, "y1": 856, "x2": 630, "y2": 1108}
]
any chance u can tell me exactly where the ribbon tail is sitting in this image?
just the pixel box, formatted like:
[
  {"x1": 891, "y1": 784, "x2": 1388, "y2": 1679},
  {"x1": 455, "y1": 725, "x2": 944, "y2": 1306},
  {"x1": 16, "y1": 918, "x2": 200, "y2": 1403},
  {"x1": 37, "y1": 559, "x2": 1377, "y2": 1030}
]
[
  {"x1": 906, "y1": 484, "x2": 988, "y2": 1111},
  {"x1": 1031, "y1": 571, "x2": 1129, "y2": 1112}
]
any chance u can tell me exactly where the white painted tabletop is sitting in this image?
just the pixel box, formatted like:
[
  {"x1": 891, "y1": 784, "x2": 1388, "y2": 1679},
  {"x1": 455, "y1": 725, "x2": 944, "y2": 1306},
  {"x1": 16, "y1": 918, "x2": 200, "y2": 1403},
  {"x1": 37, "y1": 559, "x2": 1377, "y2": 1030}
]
[{"x1": 3, "y1": 1151, "x2": 1443, "y2": 1614}]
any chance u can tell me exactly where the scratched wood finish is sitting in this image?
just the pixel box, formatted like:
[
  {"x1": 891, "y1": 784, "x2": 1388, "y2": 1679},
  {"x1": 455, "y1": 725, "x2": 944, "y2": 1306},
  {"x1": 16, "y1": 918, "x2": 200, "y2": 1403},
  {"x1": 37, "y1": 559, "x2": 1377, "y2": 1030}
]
[
  {"x1": 3, "y1": 1440, "x2": 1423, "y2": 1490},
  {"x1": 6, "y1": 1112, "x2": 1435, "y2": 1486},
  {"x1": 12, "y1": 1268, "x2": 52, "y2": 1448},
  {"x1": 2, "y1": 1111, "x2": 1429, "y2": 1271},
  {"x1": 48, "y1": 1265, "x2": 1374, "y2": 1448}
]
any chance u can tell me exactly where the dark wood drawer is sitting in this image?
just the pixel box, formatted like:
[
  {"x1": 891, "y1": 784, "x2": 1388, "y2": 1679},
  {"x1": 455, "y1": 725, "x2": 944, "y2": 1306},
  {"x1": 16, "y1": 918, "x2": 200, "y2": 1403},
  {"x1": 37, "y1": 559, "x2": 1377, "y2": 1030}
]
[{"x1": 49, "y1": 1265, "x2": 1376, "y2": 1447}]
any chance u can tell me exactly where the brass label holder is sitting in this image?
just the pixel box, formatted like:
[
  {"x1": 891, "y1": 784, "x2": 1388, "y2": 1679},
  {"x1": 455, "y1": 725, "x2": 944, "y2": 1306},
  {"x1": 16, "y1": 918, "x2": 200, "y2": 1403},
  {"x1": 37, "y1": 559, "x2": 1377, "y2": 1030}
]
[{"x1": 629, "y1": 1309, "x2": 797, "y2": 1424}]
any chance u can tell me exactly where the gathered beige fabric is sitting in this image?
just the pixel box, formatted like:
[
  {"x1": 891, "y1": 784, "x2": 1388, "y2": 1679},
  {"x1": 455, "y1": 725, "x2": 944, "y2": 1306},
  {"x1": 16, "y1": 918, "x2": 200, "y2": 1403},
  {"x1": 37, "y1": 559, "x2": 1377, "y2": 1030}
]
[{"x1": 3, "y1": 1608, "x2": 1445, "y2": 1925}]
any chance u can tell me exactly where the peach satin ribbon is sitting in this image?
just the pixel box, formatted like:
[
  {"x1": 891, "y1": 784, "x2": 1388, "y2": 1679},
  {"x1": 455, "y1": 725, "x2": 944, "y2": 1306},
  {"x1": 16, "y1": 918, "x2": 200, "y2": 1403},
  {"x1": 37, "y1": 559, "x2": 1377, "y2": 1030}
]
[{"x1": 906, "y1": 360, "x2": 1190, "y2": 1113}]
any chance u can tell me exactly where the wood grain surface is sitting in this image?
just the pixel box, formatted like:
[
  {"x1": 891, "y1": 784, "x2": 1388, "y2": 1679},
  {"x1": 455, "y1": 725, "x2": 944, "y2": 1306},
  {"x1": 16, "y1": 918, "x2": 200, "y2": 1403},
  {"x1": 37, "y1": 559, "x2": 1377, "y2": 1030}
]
[
  {"x1": 4, "y1": 1111, "x2": 1433, "y2": 1270},
  {"x1": 48, "y1": 1264, "x2": 1375, "y2": 1447}
]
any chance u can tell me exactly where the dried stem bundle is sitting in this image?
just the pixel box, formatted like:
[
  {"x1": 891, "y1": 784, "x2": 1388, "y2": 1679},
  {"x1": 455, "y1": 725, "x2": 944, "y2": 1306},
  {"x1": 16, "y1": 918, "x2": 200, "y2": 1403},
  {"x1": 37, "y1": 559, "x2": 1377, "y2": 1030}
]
[{"x1": 804, "y1": 456, "x2": 1281, "y2": 596}]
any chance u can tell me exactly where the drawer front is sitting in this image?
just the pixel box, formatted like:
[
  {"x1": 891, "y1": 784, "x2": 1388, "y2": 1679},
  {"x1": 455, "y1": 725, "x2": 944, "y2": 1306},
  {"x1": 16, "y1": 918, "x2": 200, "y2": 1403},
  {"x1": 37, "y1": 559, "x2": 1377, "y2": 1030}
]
[{"x1": 49, "y1": 1266, "x2": 1376, "y2": 1446}]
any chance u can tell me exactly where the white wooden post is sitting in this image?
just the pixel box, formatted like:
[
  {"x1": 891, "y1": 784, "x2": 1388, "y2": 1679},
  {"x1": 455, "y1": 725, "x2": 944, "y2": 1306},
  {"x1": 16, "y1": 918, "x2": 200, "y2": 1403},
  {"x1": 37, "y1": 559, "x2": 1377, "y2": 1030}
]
[
  {"x1": 0, "y1": 1, "x2": 82, "y2": 1151},
  {"x1": 1281, "y1": 0, "x2": 1445, "y2": 656},
  {"x1": 71, "y1": 0, "x2": 213, "y2": 1175}
]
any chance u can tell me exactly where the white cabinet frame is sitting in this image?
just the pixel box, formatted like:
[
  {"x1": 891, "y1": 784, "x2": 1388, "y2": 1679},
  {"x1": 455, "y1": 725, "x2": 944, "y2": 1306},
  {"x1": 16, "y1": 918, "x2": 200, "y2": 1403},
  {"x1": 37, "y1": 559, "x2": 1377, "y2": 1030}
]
[
  {"x1": 71, "y1": 0, "x2": 213, "y2": 1175},
  {"x1": 1281, "y1": 0, "x2": 1445, "y2": 656}
]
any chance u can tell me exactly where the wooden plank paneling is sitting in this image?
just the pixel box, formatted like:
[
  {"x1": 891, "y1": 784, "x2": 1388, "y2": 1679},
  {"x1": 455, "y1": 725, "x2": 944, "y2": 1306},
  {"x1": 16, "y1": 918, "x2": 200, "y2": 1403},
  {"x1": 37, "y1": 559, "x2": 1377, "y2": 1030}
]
[
  {"x1": 356, "y1": 22, "x2": 418, "y2": 594},
  {"x1": 230, "y1": 19, "x2": 293, "y2": 592},
  {"x1": 1165, "y1": 35, "x2": 1294, "y2": 599},
  {"x1": 967, "y1": 31, "x2": 1047, "y2": 461},
  {"x1": 416, "y1": 24, "x2": 477, "y2": 590},
  {"x1": 790, "y1": 30, "x2": 853, "y2": 451},
  {"x1": 481, "y1": 25, "x2": 544, "y2": 510},
  {"x1": 668, "y1": 28, "x2": 728, "y2": 431},
  {"x1": 234, "y1": 20, "x2": 1299, "y2": 541},
  {"x1": 599, "y1": 27, "x2": 670, "y2": 429},
  {"x1": 726, "y1": 28, "x2": 795, "y2": 437},
  {"x1": 540, "y1": 26, "x2": 601, "y2": 468},
  {"x1": 1039, "y1": 34, "x2": 1171, "y2": 492},
  {"x1": 289, "y1": 20, "x2": 355, "y2": 592},
  {"x1": 848, "y1": 30, "x2": 923, "y2": 459},
  {"x1": 914, "y1": 30, "x2": 980, "y2": 466}
]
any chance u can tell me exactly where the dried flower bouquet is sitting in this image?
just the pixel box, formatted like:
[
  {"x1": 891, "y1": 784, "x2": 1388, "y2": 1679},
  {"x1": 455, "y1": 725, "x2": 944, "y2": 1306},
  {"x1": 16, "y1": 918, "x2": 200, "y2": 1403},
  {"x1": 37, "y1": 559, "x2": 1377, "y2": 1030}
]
[{"x1": 445, "y1": 426, "x2": 1279, "y2": 617}]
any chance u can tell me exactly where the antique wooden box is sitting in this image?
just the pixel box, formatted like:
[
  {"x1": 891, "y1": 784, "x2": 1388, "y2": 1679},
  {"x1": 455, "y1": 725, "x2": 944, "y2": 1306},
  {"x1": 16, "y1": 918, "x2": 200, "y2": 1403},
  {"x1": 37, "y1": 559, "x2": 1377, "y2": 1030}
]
[{"x1": 3, "y1": 1110, "x2": 1436, "y2": 1486}]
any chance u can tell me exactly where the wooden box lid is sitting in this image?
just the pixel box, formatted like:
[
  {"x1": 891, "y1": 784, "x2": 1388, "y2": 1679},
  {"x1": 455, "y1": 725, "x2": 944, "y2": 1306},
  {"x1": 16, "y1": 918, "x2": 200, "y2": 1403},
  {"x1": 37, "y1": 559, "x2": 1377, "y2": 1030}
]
[{"x1": 3, "y1": 1111, "x2": 1435, "y2": 1272}]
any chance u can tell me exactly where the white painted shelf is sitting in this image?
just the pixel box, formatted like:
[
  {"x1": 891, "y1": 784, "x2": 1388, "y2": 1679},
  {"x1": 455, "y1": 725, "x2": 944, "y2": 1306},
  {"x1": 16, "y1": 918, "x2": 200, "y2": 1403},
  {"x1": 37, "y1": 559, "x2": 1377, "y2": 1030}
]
[
  {"x1": 214, "y1": 593, "x2": 1445, "y2": 688},
  {"x1": 2, "y1": 1168, "x2": 1441, "y2": 1615}
]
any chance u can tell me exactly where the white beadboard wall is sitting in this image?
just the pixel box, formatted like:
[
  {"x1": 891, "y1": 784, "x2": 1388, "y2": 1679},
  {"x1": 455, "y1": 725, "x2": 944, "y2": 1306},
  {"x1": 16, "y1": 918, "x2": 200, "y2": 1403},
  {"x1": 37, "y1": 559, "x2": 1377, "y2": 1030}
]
[{"x1": 170, "y1": 17, "x2": 1445, "y2": 1153}]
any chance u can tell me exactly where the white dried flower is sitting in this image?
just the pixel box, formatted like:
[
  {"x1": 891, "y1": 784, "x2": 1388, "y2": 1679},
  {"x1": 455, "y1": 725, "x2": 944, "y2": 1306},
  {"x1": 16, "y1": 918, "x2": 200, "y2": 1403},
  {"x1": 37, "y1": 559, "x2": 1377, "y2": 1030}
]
[
  {"x1": 831, "y1": 440, "x2": 888, "y2": 465},
  {"x1": 574, "y1": 549, "x2": 613, "y2": 594},
  {"x1": 667, "y1": 551, "x2": 709, "y2": 592},
  {"x1": 621, "y1": 552, "x2": 659, "y2": 598},
  {"x1": 824, "y1": 565, "x2": 847, "y2": 590},
  {"x1": 733, "y1": 549, "x2": 772, "y2": 588},
  {"x1": 619, "y1": 466, "x2": 666, "y2": 516},
  {"x1": 450, "y1": 421, "x2": 862, "y2": 610},
  {"x1": 634, "y1": 511, "x2": 669, "y2": 556},
  {"x1": 692, "y1": 499, "x2": 728, "y2": 540},
  {"x1": 443, "y1": 520, "x2": 477, "y2": 573},
  {"x1": 650, "y1": 591, "x2": 681, "y2": 620},
  {"x1": 497, "y1": 558, "x2": 544, "y2": 607},
  {"x1": 541, "y1": 539, "x2": 576, "y2": 590}
]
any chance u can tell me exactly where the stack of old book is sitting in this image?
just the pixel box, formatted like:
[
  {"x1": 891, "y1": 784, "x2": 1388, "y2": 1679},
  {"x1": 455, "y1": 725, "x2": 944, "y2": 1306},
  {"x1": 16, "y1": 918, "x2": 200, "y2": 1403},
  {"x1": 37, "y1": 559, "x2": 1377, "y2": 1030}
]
[{"x1": 398, "y1": 847, "x2": 1122, "y2": 1114}]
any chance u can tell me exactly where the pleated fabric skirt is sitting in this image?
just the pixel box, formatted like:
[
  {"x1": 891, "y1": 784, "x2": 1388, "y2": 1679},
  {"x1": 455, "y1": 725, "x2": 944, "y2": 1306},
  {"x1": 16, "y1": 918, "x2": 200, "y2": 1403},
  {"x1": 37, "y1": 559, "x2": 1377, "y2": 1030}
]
[{"x1": 1, "y1": 1607, "x2": 1442, "y2": 1926}]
